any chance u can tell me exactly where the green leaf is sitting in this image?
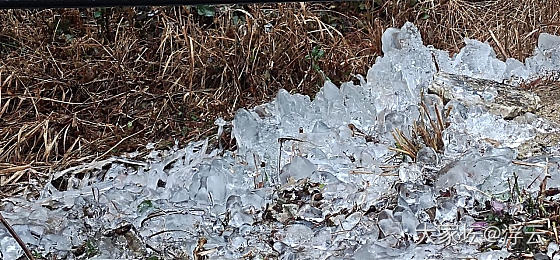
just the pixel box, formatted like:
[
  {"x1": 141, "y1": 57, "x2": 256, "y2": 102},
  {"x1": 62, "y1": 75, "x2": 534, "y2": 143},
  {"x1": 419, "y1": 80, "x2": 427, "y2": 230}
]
[
  {"x1": 196, "y1": 5, "x2": 216, "y2": 17},
  {"x1": 85, "y1": 240, "x2": 99, "y2": 257},
  {"x1": 312, "y1": 63, "x2": 321, "y2": 72},
  {"x1": 64, "y1": 34, "x2": 74, "y2": 42},
  {"x1": 32, "y1": 251, "x2": 44, "y2": 259},
  {"x1": 359, "y1": 3, "x2": 367, "y2": 10},
  {"x1": 94, "y1": 10, "x2": 102, "y2": 19},
  {"x1": 137, "y1": 200, "x2": 154, "y2": 213},
  {"x1": 311, "y1": 46, "x2": 325, "y2": 60},
  {"x1": 127, "y1": 121, "x2": 133, "y2": 128},
  {"x1": 232, "y1": 14, "x2": 246, "y2": 25}
]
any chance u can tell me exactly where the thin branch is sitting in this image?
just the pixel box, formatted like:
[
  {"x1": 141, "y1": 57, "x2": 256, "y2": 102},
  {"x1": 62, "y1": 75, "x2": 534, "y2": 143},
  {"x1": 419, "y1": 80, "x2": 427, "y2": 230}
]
[{"x1": 0, "y1": 212, "x2": 35, "y2": 260}]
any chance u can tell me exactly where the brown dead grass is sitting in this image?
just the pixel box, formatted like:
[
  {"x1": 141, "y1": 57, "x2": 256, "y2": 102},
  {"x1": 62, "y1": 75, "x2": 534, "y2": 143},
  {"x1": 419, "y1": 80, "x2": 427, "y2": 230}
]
[
  {"x1": 389, "y1": 96, "x2": 447, "y2": 161},
  {"x1": 0, "y1": 1, "x2": 559, "y2": 198}
]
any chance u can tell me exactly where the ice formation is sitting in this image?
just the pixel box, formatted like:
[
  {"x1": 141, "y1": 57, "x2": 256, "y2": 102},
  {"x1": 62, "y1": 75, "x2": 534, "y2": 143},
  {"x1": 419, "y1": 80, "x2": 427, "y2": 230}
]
[{"x1": 2, "y1": 22, "x2": 560, "y2": 259}]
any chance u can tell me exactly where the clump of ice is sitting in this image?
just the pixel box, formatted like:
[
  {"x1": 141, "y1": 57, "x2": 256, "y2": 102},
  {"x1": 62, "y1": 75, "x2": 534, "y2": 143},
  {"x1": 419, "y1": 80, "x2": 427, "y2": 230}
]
[
  {"x1": 526, "y1": 33, "x2": 560, "y2": 74},
  {"x1": 444, "y1": 38, "x2": 507, "y2": 80},
  {"x1": 2, "y1": 22, "x2": 560, "y2": 259}
]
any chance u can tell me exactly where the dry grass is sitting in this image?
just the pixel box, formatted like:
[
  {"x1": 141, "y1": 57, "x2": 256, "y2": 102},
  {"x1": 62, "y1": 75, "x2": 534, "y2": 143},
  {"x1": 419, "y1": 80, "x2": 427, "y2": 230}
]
[
  {"x1": 389, "y1": 98, "x2": 447, "y2": 161},
  {"x1": 0, "y1": 1, "x2": 559, "y2": 198}
]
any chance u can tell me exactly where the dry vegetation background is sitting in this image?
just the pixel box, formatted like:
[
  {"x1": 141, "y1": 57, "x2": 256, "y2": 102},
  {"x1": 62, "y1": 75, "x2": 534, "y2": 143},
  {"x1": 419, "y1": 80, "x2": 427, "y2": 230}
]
[{"x1": 0, "y1": 0, "x2": 559, "y2": 197}]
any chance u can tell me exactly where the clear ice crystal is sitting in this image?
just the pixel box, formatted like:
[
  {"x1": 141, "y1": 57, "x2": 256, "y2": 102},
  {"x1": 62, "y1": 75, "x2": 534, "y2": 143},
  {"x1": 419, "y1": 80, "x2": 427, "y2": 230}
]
[
  {"x1": 526, "y1": 33, "x2": 560, "y2": 73},
  {"x1": 448, "y1": 38, "x2": 506, "y2": 80}
]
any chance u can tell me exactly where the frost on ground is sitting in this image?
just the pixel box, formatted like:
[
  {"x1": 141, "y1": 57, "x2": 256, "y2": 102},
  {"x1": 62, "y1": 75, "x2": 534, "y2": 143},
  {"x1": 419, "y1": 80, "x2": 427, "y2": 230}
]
[{"x1": 2, "y1": 23, "x2": 560, "y2": 259}]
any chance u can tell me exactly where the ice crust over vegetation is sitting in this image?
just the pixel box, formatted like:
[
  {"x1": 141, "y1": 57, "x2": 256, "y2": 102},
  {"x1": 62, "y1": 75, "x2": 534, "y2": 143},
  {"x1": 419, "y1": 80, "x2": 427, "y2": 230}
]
[{"x1": 2, "y1": 23, "x2": 560, "y2": 259}]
